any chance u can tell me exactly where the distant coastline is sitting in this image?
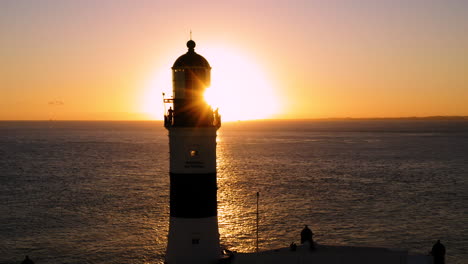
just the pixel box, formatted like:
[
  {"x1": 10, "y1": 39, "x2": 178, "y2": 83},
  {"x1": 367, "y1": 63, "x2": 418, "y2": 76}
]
[{"x1": 262, "y1": 116, "x2": 468, "y2": 121}]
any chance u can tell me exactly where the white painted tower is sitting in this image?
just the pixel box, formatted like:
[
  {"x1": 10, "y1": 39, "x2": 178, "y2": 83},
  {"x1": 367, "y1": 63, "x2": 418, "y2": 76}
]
[{"x1": 164, "y1": 40, "x2": 221, "y2": 264}]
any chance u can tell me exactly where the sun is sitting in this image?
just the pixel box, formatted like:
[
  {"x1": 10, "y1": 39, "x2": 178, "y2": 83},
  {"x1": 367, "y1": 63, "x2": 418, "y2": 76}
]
[
  {"x1": 139, "y1": 45, "x2": 281, "y2": 121},
  {"x1": 202, "y1": 46, "x2": 280, "y2": 121}
]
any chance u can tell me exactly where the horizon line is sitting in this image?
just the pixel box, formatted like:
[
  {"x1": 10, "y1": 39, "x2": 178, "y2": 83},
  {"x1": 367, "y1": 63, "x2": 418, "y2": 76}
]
[{"x1": 1, "y1": 116, "x2": 468, "y2": 122}]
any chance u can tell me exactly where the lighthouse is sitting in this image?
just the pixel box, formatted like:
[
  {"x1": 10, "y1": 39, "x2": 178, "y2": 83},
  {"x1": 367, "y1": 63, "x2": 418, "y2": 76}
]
[{"x1": 164, "y1": 40, "x2": 221, "y2": 264}]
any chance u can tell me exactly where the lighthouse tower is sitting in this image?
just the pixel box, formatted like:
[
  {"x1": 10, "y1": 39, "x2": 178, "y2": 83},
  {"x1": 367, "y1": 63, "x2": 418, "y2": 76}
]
[{"x1": 164, "y1": 40, "x2": 221, "y2": 264}]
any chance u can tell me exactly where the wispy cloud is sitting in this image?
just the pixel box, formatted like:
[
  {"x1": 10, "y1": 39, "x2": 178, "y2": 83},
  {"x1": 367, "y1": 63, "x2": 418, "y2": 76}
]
[{"x1": 48, "y1": 100, "x2": 64, "y2": 106}]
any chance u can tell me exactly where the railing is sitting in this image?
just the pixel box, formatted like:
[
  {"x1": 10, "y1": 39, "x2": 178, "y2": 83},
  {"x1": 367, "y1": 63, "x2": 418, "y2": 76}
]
[{"x1": 164, "y1": 113, "x2": 221, "y2": 128}]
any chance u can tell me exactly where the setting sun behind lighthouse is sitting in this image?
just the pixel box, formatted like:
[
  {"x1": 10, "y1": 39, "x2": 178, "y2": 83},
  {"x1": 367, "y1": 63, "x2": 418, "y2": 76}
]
[
  {"x1": 202, "y1": 46, "x2": 281, "y2": 121},
  {"x1": 140, "y1": 44, "x2": 281, "y2": 121}
]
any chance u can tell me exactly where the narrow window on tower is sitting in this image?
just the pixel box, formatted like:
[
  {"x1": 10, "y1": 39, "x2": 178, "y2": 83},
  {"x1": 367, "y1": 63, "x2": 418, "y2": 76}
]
[{"x1": 173, "y1": 69, "x2": 185, "y2": 99}]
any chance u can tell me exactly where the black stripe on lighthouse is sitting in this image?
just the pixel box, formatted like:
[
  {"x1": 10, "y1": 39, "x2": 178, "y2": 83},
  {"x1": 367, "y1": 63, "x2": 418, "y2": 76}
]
[{"x1": 170, "y1": 173, "x2": 217, "y2": 218}]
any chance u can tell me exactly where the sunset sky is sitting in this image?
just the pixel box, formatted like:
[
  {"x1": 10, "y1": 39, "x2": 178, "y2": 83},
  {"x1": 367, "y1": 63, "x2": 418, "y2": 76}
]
[{"x1": 1, "y1": 0, "x2": 467, "y2": 120}]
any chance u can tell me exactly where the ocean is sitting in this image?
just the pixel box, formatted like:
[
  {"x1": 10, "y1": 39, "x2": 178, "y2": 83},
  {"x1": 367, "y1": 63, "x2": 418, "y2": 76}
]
[{"x1": 1, "y1": 120, "x2": 467, "y2": 264}]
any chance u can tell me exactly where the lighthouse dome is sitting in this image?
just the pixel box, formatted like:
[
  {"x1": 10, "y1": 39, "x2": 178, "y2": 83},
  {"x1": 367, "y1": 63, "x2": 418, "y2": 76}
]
[{"x1": 172, "y1": 40, "x2": 211, "y2": 68}]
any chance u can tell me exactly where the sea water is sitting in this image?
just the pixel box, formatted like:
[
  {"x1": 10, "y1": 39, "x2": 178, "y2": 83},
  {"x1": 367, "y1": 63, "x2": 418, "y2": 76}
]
[{"x1": 0, "y1": 120, "x2": 467, "y2": 264}]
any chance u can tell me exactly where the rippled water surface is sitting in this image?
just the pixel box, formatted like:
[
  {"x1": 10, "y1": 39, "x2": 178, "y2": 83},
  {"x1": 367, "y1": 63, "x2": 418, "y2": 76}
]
[{"x1": 1, "y1": 120, "x2": 467, "y2": 264}]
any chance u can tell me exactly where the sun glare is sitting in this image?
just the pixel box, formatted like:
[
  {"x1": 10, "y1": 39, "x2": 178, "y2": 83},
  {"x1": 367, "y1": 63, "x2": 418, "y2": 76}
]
[
  {"x1": 203, "y1": 46, "x2": 280, "y2": 121},
  {"x1": 140, "y1": 45, "x2": 281, "y2": 121},
  {"x1": 140, "y1": 67, "x2": 171, "y2": 120}
]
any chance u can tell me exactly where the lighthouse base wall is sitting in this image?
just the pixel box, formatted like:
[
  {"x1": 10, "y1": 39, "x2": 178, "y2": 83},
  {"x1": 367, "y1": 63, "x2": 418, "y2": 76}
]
[{"x1": 165, "y1": 216, "x2": 221, "y2": 264}]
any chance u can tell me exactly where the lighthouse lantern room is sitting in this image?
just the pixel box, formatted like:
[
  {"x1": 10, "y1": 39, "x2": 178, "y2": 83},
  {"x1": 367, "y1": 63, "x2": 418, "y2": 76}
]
[{"x1": 164, "y1": 40, "x2": 221, "y2": 264}]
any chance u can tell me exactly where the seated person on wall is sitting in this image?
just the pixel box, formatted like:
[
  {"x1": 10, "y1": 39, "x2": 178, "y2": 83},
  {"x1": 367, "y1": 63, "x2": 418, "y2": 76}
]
[
  {"x1": 301, "y1": 225, "x2": 315, "y2": 249},
  {"x1": 431, "y1": 240, "x2": 446, "y2": 264},
  {"x1": 21, "y1": 256, "x2": 34, "y2": 264}
]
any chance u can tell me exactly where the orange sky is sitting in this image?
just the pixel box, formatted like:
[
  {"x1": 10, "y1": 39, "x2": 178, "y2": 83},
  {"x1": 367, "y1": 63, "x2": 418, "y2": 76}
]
[{"x1": 1, "y1": 0, "x2": 467, "y2": 120}]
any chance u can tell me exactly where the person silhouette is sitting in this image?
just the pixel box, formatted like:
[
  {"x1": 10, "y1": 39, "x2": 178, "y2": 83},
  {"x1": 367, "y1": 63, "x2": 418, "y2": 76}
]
[
  {"x1": 214, "y1": 108, "x2": 220, "y2": 126},
  {"x1": 300, "y1": 225, "x2": 314, "y2": 244},
  {"x1": 21, "y1": 255, "x2": 34, "y2": 264},
  {"x1": 431, "y1": 240, "x2": 446, "y2": 264},
  {"x1": 208, "y1": 106, "x2": 214, "y2": 125},
  {"x1": 168, "y1": 107, "x2": 174, "y2": 124}
]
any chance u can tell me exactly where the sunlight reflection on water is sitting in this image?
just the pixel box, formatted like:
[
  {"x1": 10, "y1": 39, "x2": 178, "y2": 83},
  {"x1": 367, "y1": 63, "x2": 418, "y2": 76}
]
[
  {"x1": 1, "y1": 121, "x2": 467, "y2": 264},
  {"x1": 214, "y1": 124, "x2": 468, "y2": 263}
]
